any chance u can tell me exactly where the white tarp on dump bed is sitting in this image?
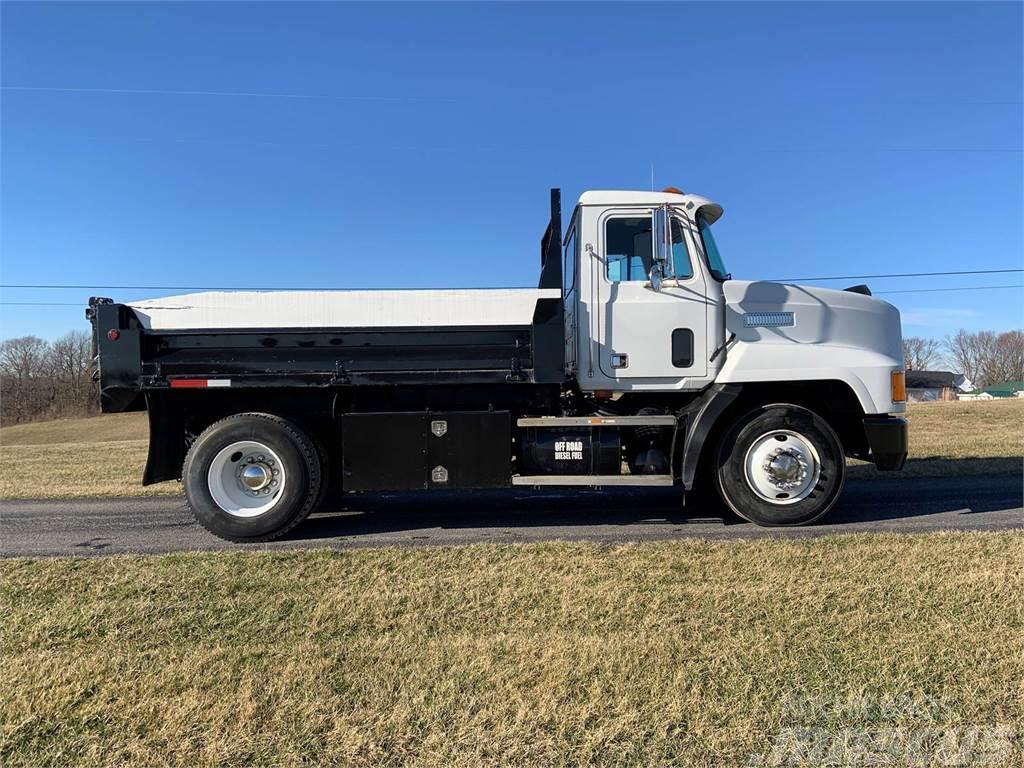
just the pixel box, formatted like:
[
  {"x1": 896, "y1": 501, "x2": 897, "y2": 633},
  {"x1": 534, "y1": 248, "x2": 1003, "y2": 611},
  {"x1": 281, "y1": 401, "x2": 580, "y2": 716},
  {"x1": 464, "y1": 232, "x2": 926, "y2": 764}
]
[{"x1": 127, "y1": 288, "x2": 561, "y2": 330}]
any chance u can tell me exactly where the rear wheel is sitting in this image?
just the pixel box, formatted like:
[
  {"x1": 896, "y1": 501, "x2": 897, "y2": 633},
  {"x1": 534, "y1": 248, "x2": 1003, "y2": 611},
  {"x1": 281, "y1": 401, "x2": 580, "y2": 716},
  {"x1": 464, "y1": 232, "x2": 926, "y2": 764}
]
[
  {"x1": 183, "y1": 413, "x2": 322, "y2": 542},
  {"x1": 714, "y1": 404, "x2": 844, "y2": 526}
]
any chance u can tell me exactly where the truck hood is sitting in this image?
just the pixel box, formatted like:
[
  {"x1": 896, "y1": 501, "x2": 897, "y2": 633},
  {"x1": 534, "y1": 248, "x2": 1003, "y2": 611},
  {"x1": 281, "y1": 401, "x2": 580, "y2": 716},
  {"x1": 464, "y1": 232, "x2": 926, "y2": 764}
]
[{"x1": 722, "y1": 280, "x2": 903, "y2": 361}]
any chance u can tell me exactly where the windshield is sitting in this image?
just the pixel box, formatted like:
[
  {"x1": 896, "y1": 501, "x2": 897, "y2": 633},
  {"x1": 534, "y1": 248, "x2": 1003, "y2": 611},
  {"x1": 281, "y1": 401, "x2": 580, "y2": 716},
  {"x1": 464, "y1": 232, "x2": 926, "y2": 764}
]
[{"x1": 698, "y1": 213, "x2": 729, "y2": 281}]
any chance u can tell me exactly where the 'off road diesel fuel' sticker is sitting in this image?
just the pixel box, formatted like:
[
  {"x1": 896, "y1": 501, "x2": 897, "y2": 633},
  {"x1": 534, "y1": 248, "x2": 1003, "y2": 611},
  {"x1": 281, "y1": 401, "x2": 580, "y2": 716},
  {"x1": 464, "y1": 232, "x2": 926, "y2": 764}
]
[{"x1": 554, "y1": 440, "x2": 585, "y2": 461}]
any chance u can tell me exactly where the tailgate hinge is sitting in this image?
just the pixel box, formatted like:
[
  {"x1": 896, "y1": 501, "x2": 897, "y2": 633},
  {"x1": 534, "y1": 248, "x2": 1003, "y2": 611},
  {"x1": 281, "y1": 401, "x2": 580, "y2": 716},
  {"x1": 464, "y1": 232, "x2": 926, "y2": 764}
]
[
  {"x1": 140, "y1": 362, "x2": 168, "y2": 389},
  {"x1": 330, "y1": 359, "x2": 351, "y2": 386},
  {"x1": 506, "y1": 339, "x2": 527, "y2": 383}
]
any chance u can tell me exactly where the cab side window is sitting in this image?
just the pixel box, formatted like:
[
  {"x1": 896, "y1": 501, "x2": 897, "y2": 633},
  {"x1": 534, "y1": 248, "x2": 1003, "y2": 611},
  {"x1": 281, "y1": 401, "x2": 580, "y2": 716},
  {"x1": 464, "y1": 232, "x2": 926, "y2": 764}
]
[
  {"x1": 669, "y1": 219, "x2": 693, "y2": 280},
  {"x1": 606, "y1": 216, "x2": 692, "y2": 282}
]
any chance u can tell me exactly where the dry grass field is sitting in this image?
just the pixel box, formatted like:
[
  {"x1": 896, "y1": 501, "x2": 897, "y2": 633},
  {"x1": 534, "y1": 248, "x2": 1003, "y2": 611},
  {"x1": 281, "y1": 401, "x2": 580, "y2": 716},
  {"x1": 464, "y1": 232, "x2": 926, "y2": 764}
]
[
  {"x1": 2, "y1": 533, "x2": 1022, "y2": 767},
  {"x1": 849, "y1": 398, "x2": 1024, "y2": 478},
  {"x1": 1, "y1": 400, "x2": 1021, "y2": 499},
  {"x1": 2, "y1": 405, "x2": 1022, "y2": 765},
  {"x1": 0, "y1": 411, "x2": 148, "y2": 446},
  {"x1": 0, "y1": 412, "x2": 171, "y2": 499}
]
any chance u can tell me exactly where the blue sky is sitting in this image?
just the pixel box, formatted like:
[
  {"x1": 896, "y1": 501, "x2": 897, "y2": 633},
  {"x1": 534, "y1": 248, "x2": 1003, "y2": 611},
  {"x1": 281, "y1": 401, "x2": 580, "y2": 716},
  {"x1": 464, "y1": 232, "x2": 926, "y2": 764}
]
[{"x1": 1, "y1": 1, "x2": 1021, "y2": 340}]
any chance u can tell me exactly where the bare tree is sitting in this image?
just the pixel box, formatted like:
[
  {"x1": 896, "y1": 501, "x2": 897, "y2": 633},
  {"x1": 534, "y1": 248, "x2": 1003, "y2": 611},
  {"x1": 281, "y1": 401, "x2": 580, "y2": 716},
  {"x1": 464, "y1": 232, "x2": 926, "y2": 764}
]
[
  {"x1": 0, "y1": 336, "x2": 51, "y2": 423},
  {"x1": 988, "y1": 330, "x2": 1024, "y2": 384},
  {"x1": 902, "y1": 336, "x2": 942, "y2": 371},
  {"x1": 942, "y1": 329, "x2": 1023, "y2": 388},
  {"x1": 49, "y1": 330, "x2": 94, "y2": 414},
  {"x1": 945, "y1": 330, "x2": 973, "y2": 384},
  {"x1": 0, "y1": 335, "x2": 48, "y2": 379},
  {"x1": 1, "y1": 332, "x2": 97, "y2": 424},
  {"x1": 51, "y1": 329, "x2": 92, "y2": 379}
]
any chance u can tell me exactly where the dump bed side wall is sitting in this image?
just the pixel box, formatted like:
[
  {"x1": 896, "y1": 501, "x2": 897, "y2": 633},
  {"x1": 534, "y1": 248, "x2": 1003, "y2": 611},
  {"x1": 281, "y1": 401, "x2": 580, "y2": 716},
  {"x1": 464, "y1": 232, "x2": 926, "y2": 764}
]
[{"x1": 89, "y1": 300, "x2": 561, "y2": 413}]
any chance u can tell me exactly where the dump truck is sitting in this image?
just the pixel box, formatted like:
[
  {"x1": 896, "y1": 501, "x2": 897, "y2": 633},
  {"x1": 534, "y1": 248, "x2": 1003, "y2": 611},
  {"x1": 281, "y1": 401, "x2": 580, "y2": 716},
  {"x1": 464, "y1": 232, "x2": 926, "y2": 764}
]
[{"x1": 87, "y1": 187, "x2": 908, "y2": 541}]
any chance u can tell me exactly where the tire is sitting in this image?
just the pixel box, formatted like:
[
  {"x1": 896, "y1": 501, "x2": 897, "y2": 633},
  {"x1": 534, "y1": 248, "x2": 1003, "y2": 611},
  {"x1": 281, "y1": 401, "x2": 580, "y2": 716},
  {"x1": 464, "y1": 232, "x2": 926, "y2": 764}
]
[
  {"x1": 183, "y1": 413, "x2": 323, "y2": 542},
  {"x1": 714, "y1": 403, "x2": 844, "y2": 526}
]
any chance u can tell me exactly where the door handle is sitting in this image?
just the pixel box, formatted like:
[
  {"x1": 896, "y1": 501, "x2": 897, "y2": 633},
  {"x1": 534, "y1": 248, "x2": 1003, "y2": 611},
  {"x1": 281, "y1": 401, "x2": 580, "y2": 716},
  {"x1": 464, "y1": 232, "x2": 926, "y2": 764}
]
[{"x1": 611, "y1": 353, "x2": 629, "y2": 369}]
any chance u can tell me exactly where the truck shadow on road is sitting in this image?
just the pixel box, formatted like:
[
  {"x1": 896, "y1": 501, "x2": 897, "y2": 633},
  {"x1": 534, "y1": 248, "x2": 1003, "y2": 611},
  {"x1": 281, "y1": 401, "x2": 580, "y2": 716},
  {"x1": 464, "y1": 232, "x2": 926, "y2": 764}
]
[{"x1": 285, "y1": 467, "x2": 1022, "y2": 542}]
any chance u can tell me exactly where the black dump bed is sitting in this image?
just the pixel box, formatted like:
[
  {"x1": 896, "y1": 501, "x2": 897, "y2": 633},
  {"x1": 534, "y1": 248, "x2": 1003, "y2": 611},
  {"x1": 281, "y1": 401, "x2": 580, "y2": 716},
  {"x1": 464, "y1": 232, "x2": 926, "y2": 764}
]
[
  {"x1": 87, "y1": 300, "x2": 562, "y2": 412},
  {"x1": 86, "y1": 190, "x2": 564, "y2": 413}
]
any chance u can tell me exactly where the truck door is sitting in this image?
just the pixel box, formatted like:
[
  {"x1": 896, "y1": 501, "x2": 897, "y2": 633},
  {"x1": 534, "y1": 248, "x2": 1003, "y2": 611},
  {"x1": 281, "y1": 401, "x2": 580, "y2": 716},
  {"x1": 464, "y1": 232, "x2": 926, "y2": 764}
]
[{"x1": 596, "y1": 207, "x2": 709, "y2": 382}]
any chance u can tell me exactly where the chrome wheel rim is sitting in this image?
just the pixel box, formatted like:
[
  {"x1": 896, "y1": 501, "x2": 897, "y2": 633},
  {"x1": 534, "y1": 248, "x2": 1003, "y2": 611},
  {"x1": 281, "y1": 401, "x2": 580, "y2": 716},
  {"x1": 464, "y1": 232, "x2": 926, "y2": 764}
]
[
  {"x1": 207, "y1": 440, "x2": 286, "y2": 517},
  {"x1": 743, "y1": 429, "x2": 821, "y2": 505}
]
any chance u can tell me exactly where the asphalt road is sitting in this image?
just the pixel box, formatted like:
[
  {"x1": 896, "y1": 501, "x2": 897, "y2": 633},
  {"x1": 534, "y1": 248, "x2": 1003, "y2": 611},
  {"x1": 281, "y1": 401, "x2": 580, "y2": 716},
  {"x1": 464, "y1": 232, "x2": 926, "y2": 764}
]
[{"x1": 2, "y1": 474, "x2": 1021, "y2": 557}]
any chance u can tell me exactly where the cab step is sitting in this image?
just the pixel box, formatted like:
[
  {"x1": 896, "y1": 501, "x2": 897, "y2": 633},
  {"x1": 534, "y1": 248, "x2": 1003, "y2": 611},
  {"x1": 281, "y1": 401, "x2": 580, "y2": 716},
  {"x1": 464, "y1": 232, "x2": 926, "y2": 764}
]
[
  {"x1": 511, "y1": 474, "x2": 674, "y2": 486},
  {"x1": 517, "y1": 415, "x2": 677, "y2": 427}
]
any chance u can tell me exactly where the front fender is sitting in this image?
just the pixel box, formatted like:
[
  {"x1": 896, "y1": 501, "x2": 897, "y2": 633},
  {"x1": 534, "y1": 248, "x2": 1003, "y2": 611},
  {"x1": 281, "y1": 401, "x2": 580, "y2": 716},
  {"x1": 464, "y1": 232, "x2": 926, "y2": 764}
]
[
  {"x1": 716, "y1": 341, "x2": 903, "y2": 415},
  {"x1": 717, "y1": 280, "x2": 904, "y2": 415}
]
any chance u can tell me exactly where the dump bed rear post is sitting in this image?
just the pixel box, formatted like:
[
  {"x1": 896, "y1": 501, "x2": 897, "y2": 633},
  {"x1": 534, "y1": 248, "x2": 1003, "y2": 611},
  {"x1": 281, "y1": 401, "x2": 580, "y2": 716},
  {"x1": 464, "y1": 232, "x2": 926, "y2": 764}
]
[
  {"x1": 531, "y1": 188, "x2": 566, "y2": 384},
  {"x1": 87, "y1": 297, "x2": 145, "y2": 413}
]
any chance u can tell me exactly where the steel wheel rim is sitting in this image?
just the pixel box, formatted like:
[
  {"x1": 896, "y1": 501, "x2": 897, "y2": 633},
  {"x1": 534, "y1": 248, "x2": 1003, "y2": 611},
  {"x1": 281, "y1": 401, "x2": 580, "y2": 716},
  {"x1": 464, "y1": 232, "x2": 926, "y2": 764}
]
[
  {"x1": 207, "y1": 440, "x2": 286, "y2": 517},
  {"x1": 742, "y1": 429, "x2": 821, "y2": 505}
]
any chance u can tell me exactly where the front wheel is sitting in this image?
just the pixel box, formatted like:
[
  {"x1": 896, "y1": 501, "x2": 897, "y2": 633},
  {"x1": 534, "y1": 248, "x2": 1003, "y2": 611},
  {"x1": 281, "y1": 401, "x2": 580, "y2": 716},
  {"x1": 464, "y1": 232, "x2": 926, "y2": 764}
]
[
  {"x1": 183, "y1": 413, "x2": 323, "y2": 542},
  {"x1": 714, "y1": 404, "x2": 844, "y2": 526}
]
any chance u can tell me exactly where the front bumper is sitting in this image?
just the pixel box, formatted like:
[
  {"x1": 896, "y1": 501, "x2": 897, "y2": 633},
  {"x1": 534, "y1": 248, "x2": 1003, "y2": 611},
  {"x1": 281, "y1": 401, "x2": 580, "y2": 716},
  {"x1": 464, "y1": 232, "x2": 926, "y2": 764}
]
[{"x1": 862, "y1": 416, "x2": 908, "y2": 471}]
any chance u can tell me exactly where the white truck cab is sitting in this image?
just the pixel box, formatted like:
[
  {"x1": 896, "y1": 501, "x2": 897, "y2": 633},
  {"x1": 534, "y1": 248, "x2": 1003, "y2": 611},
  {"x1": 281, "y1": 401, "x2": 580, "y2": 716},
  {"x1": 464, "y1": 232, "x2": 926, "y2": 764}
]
[
  {"x1": 566, "y1": 189, "x2": 725, "y2": 391},
  {"x1": 565, "y1": 188, "x2": 905, "y2": 418}
]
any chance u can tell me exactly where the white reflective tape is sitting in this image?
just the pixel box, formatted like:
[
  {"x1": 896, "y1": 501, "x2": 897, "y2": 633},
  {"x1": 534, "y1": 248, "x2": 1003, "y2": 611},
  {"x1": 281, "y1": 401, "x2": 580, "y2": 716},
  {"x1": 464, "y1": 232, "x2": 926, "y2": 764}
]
[{"x1": 206, "y1": 379, "x2": 232, "y2": 388}]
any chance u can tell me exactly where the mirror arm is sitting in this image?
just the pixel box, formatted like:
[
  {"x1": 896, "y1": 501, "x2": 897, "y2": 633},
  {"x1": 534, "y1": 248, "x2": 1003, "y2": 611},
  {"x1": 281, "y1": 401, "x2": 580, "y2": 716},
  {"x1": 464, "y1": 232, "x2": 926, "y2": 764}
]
[{"x1": 649, "y1": 203, "x2": 674, "y2": 291}]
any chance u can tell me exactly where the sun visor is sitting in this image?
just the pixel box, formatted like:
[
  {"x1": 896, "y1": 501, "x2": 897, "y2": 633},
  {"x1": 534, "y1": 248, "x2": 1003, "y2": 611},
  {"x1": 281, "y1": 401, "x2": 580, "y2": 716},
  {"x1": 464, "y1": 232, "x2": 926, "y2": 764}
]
[{"x1": 694, "y1": 202, "x2": 723, "y2": 225}]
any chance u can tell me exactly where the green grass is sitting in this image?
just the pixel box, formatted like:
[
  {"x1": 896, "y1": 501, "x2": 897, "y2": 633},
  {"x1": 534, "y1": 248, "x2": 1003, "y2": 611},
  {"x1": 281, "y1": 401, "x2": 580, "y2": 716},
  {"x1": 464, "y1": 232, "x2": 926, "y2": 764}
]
[
  {"x1": 1, "y1": 400, "x2": 1021, "y2": 499},
  {"x1": 2, "y1": 534, "x2": 1022, "y2": 767}
]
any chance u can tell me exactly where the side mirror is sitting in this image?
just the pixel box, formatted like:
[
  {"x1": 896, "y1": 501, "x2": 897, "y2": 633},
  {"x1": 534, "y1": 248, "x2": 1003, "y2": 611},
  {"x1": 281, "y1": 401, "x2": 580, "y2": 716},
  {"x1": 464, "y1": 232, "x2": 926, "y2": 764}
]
[
  {"x1": 650, "y1": 261, "x2": 664, "y2": 292},
  {"x1": 650, "y1": 204, "x2": 671, "y2": 290}
]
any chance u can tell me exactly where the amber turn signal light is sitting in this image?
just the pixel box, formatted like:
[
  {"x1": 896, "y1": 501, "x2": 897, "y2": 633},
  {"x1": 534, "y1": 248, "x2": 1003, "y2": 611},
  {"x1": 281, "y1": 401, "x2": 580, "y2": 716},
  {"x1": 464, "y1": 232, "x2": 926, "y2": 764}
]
[{"x1": 891, "y1": 370, "x2": 906, "y2": 403}]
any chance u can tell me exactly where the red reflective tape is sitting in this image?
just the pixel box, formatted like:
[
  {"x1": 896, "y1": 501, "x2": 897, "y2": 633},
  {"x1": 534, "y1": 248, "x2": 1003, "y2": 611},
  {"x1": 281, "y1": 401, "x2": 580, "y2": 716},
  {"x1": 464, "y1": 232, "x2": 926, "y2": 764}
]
[{"x1": 169, "y1": 378, "x2": 231, "y2": 389}]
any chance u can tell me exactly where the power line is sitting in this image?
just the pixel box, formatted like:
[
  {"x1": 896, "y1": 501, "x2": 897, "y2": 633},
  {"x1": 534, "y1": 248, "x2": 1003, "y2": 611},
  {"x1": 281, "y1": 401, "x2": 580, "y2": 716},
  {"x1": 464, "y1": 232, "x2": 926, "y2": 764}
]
[
  {"x1": 0, "y1": 302, "x2": 84, "y2": 306},
  {"x1": 2, "y1": 285, "x2": 1022, "y2": 308},
  {"x1": 0, "y1": 85, "x2": 456, "y2": 103},
  {"x1": 770, "y1": 268, "x2": 1024, "y2": 283},
  {"x1": 1, "y1": 284, "x2": 307, "y2": 291},
  {"x1": 874, "y1": 284, "x2": 1023, "y2": 295},
  {"x1": 4, "y1": 267, "x2": 1023, "y2": 293},
  {"x1": 0, "y1": 284, "x2": 539, "y2": 292}
]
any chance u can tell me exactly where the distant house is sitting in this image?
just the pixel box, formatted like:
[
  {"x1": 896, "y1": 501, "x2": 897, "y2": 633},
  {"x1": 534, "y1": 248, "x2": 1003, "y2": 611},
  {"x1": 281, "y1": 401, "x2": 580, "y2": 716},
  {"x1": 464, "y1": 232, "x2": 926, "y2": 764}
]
[
  {"x1": 905, "y1": 370, "x2": 973, "y2": 402},
  {"x1": 979, "y1": 381, "x2": 1024, "y2": 399},
  {"x1": 957, "y1": 391, "x2": 995, "y2": 401}
]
